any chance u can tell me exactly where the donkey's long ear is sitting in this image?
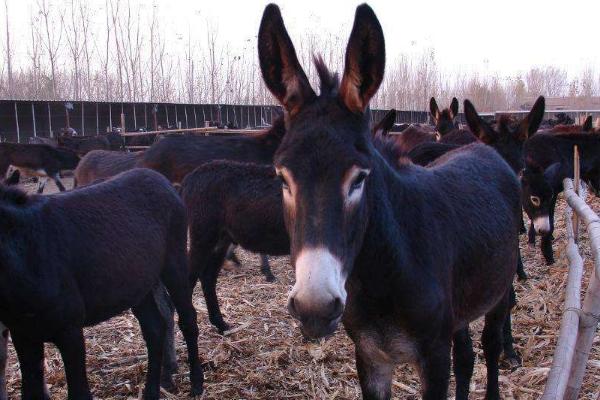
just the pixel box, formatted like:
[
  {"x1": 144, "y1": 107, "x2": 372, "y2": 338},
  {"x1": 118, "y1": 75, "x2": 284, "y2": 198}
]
[
  {"x1": 429, "y1": 97, "x2": 440, "y2": 124},
  {"x1": 583, "y1": 115, "x2": 593, "y2": 132},
  {"x1": 373, "y1": 109, "x2": 396, "y2": 138},
  {"x1": 339, "y1": 4, "x2": 385, "y2": 114},
  {"x1": 450, "y1": 97, "x2": 459, "y2": 119},
  {"x1": 518, "y1": 96, "x2": 545, "y2": 140},
  {"x1": 258, "y1": 4, "x2": 315, "y2": 116},
  {"x1": 464, "y1": 99, "x2": 497, "y2": 144}
]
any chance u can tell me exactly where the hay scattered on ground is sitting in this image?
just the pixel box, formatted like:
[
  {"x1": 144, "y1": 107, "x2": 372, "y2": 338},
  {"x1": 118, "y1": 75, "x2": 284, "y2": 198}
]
[{"x1": 4, "y1": 177, "x2": 600, "y2": 399}]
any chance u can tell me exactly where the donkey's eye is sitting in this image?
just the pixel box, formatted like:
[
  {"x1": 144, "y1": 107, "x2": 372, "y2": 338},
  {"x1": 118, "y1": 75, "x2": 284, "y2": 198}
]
[
  {"x1": 278, "y1": 174, "x2": 290, "y2": 192},
  {"x1": 349, "y1": 172, "x2": 367, "y2": 194},
  {"x1": 530, "y1": 196, "x2": 541, "y2": 207}
]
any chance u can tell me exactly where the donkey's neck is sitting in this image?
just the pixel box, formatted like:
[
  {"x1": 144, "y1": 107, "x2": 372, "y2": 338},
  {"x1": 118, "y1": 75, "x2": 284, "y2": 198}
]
[
  {"x1": 0, "y1": 202, "x2": 62, "y2": 313},
  {"x1": 351, "y1": 152, "x2": 435, "y2": 299}
]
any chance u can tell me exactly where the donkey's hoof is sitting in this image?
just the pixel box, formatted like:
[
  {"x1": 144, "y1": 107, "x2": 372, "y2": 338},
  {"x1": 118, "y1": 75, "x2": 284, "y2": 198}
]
[
  {"x1": 264, "y1": 274, "x2": 277, "y2": 283},
  {"x1": 500, "y1": 352, "x2": 522, "y2": 371},
  {"x1": 545, "y1": 258, "x2": 555, "y2": 266},
  {"x1": 517, "y1": 271, "x2": 528, "y2": 281},
  {"x1": 142, "y1": 388, "x2": 161, "y2": 400},
  {"x1": 160, "y1": 375, "x2": 176, "y2": 392},
  {"x1": 500, "y1": 354, "x2": 521, "y2": 371},
  {"x1": 215, "y1": 322, "x2": 231, "y2": 335},
  {"x1": 191, "y1": 387, "x2": 204, "y2": 398},
  {"x1": 190, "y1": 367, "x2": 205, "y2": 397}
]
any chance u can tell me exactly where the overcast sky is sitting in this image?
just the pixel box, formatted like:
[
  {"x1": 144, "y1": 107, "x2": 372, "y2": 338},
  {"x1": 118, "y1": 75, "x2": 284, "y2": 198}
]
[{"x1": 4, "y1": 0, "x2": 600, "y2": 77}]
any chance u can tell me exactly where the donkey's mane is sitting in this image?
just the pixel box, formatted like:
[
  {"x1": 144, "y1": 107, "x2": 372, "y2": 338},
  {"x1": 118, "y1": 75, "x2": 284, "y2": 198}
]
[
  {"x1": 0, "y1": 185, "x2": 29, "y2": 206},
  {"x1": 313, "y1": 55, "x2": 339, "y2": 97}
]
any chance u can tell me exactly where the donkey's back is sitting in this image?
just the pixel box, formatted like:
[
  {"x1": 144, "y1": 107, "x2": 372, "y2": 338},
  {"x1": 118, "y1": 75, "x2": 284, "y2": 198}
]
[
  {"x1": 181, "y1": 161, "x2": 288, "y2": 255},
  {"x1": 22, "y1": 168, "x2": 186, "y2": 326},
  {"x1": 142, "y1": 120, "x2": 285, "y2": 183},
  {"x1": 74, "y1": 149, "x2": 142, "y2": 187},
  {"x1": 425, "y1": 143, "x2": 520, "y2": 323}
]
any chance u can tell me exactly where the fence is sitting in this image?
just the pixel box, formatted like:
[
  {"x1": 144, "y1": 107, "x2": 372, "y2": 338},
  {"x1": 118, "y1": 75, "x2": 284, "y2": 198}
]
[
  {"x1": 541, "y1": 147, "x2": 600, "y2": 399},
  {"x1": 0, "y1": 100, "x2": 435, "y2": 143},
  {"x1": 3, "y1": 99, "x2": 600, "y2": 144},
  {"x1": 0, "y1": 100, "x2": 284, "y2": 143}
]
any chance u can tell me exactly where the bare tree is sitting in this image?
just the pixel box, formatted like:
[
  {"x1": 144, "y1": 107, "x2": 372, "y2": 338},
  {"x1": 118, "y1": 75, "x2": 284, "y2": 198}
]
[
  {"x1": 148, "y1": 2, "x2": 157, "y2": 101},
  {"x1": 109, "y1": 0, "x2": 124, "y2": 99},
  {"x1": 1, "y1": 0, "x2": 599, "y2": 111},
  {"x1": 62, "y1": 0, "x2": 84, "y2": 99},
  {"x1": 37, "y1": 0, "x2": 63, "y2": 98},
  {"x1": 4, "y1": 0, "x2": 13, "y2": 97},
  {"x1": 27, "y1": 9, "x2": 43, "y2": 99},
  {"x1": 78, "y1": 1, "x2": 93, "y2": 99}
]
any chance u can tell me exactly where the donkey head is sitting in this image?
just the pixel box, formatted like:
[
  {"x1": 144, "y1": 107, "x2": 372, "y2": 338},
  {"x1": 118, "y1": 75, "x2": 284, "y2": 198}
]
[
  {"x1": 521, "y1": 163, "x2": 563, "y2": 234},
  {"x1": 583, "y1": 115, "x2": 593, "y2": 132},
  {"x1": 464, "y1": 96, "x2": 545, "y2": 174},
  {"x1": 372, "y1": 109, "x2": 396, "y2": 140},
  {"x1": 3, "y1": 169, "x2": 20, "y2": 186},
  {"x1": 259, "y1": 3, "x2": 385, "y2": 338},
  {"x1": 430, "y1": 97, "x2": 459, "y2": 136}
]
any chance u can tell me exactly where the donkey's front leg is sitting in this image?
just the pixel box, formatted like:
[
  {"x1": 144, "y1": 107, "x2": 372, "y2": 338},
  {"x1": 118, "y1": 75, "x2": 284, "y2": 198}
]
[
  {"x1": 527, "y1": 220, "x2": 536, "y2": 248},
  {"x1": 51, "y1": 173, "x2": 67, "y2": 192},
  {"x1": 0, "y1": 325, "x2": 8, "y2": 400},
  {"x1": 11, "y1": 332, "x2": 49, "y2": 400},
  {"x1": 355, "y1": 346, "x2": 393, "y2": 400},
  {"x1": 54, "y1": 328, "x2": 93, "y2": 400},
  {"x1": 418, "y1": 339, "x2": 451, "y2": 400},
  {"x1": 259, "y1": 254, "x2": 276, "y2": 282},
  {"x1": 37, "y1": 177, "x2": 49, "y2": 194}
]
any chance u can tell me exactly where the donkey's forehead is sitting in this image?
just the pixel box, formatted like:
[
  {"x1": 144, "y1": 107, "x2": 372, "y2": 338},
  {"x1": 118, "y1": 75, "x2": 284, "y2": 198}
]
[
  {"x1": 275, "y1": 101, "x2": 371, "y2": 168},
  {"x1": 275, "y1": 127, "x2": 370, "y2": 174}
]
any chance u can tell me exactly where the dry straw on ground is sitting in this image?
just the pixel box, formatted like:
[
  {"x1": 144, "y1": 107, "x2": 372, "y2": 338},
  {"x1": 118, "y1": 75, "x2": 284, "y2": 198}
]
[{"x1": 4, "y1": 178, "x2": 600, "y2": 399}]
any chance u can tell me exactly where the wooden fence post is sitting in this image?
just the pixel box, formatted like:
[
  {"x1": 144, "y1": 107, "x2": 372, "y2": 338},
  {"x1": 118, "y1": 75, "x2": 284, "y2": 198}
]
[
  {"x1": 565, "y1": 271, "x2": 600, "y2": 399},
  {"x1": 31, "y1": 102, "x2": 36, "y2": 137},
  {"x1": 48, "y1": 102, "x2": 52, "y2": 138},
  {"x1": 541, "y1": 184, "x2": 584, "y2": 400},
  {"x1": 573, "y1": 146, "x2": 580, "y2": 243},
  {"x1": 14, "y1": 102, "x2": 20, "y2": 143}
]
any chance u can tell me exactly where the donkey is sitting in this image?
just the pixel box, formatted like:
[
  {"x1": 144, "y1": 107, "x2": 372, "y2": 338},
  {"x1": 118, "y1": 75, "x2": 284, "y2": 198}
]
[
  {"x1": 141, "y1": 117, "x2": 287, "y2": 282},
  {"x1": 141, "y1": 117, "x2": 285, "y2": 184},
  {"x1": 57, "y1": 135, "x2": 111, "y2": 154},
  {"x1": 547, "y1": 115, "x2": 593, "y2": 134},
  {"x1": 387, "y1": 124, "x2": 437, "y2": 154},
  {"x1": 57, "y1": 132, "x2": 124, "y2": 153},
  {"x1": 0, "y1": 143, "x2": 80, "y2": 193},
  {"x1": 259, "y1": 4, "x2": 520, "y2": 399},
  {"x1": 409, "y1": 97, "x2": 545, "y2": 281},
  {"x1": 430, "y1": 97, "x2": 459, "y2": 137},
  {"x1": 0, "y1": 169, "x2": 203, "y2": 399},
  {"x1": 74, "y1": 149, "x2": 143, "y2": 187},
  {"x1": 522, "y1": 132, "x2": 600, "y2": 264},
  {"x1": 181, "y1": 108, "x2": 400, "y2": 334},
  {"x1": 0, "y1": 170, "x2": 24, "y2": 400},
  {"x1": 28, "y1": 137, "x2": 57, "y2": 147}
]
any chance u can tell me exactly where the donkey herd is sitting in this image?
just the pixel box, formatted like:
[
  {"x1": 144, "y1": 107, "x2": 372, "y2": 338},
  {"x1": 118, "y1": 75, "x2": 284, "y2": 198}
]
[{"x1": 1, "y1": 3, "x2": 600, "y2": 400}]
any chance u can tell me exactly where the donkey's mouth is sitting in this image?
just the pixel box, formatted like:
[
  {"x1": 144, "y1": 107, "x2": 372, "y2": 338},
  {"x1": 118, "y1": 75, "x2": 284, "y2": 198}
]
[{"x1": 297, "y1": 315, "x2": 342, "y2": 339}]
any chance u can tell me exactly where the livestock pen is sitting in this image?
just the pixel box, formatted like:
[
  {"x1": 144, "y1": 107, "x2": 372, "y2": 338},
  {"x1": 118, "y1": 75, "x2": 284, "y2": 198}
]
[{"x1": 3, "y1": 171, "x2": 600, "y2": 398}]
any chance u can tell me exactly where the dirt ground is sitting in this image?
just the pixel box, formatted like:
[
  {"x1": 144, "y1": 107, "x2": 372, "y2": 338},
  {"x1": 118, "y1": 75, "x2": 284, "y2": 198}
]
[{"x1": 3, "y1": 177, "x2": 600, "y2": 399}]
